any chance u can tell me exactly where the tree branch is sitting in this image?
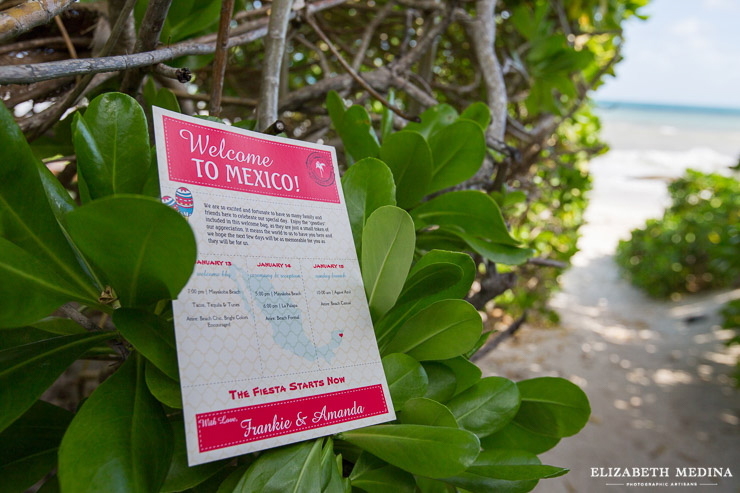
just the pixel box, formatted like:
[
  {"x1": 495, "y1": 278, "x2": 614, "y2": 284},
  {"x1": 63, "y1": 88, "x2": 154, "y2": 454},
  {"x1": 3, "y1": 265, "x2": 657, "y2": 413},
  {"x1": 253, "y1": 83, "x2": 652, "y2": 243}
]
[
  {"x1": 257, "y1": 0, "x2": 293, "y2": 130},
  {"x1": 210, "y1": 0, "x2": 236, "y2": 117},
  {"x1": 0, "y1": 0, "x2": 76, "y2": 43},
  {"x1": 470, "y1": 310, "x2": 527, "y2": 362},
  {"x1": 351, "y1": 0, "x2": 395, "y2": 71}
]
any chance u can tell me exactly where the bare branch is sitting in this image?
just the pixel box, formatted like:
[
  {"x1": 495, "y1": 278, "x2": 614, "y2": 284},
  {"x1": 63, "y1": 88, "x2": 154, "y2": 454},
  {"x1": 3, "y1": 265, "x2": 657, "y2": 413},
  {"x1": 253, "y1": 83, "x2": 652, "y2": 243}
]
[
  {"x1": 257, "y1": 0, "x2": 293, "y2": 130},
  {"x1": 169, "y1": 88, "x2": 257, "y2": 107},
  {"x1": 153, "y1": 63, "x2": 192, "y2": 83},
  {"x1": 53, "y1": 15, "x2": 77, "y2": 59},
  {"x1": 0, "y1": 0, "x2": 76, "y2": 43},
  {"x1": 351, "y1": 0, "x2": 395, "y2": 72},
  {"x1": 210, "y1": 0, "x2": 236, "y2": 117},
  {"x1": 0, "y1": 34, "x2": 86, "y2": 54},
  {"x1": 294, "y1": 33, "x2": 331, "y2": 76},
  {"x1": 527, "y1": 257, "x2": 568, "y2": 269},
  {"x1": 470, "y1": 311, "x2": 528, "y2": 361}
]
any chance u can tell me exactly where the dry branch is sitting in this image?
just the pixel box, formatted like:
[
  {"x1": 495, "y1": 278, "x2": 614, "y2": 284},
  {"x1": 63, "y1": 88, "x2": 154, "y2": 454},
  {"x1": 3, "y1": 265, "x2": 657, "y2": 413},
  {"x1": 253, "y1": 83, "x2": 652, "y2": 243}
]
[
  {"x1": 0, "y1": 0, "x2": 76, "y2": 42},
  {"x1": 210, "y1": 0, "x2": 237, "y2": 117},
  {"x1": 257, "y1": 0, "x2": 293, "y2": 129}
]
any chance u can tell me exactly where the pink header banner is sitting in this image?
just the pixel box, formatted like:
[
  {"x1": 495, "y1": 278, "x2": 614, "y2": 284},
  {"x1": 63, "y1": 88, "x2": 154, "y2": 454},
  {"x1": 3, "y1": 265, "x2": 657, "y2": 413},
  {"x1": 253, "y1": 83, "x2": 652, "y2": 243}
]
[
  {"x1": 196, "y1": 385, "x2": 388, "y2": 452},
  {"x1": 162, "y1": 115, "x2": 339, "y2": 204}
]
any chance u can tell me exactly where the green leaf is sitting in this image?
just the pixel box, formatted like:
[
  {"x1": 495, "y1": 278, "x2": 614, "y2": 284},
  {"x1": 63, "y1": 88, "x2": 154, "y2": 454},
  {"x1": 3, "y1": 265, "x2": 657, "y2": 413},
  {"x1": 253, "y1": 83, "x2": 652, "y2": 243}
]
[
  {"x1": 460, "y1": 103, "x2": 491, "y2": 130},
  {"x1": 65, "y1": 196, "x2": 197, "y2": 307},
  {"x1": 404, "y1": 104, "x2": 459, "y2": 139},
  {"x1": 480, "y1": 421, "x2": 560, "y2": 455},
  {"x1": 216, "y1": 465, "x2": 249, "y2": 493},
  {"x1": 384, "y1": 300, "x2": 482, "y2": 361},
  {"x1": 453, "y1": 232, "x2": 535, "y2": 265},
  {"x1": 395, "y1": 262, "x2": 463, "y2": 305},
  {"x1": 339, "y1": 424, "x2": 480, "y2": 478},
  {"x1": 379, "y1": 131, "x2": 433, "y2": 209},
  {"x1": 513, "y1": 377, "x2": 590, "y2": 438},
  {"x1": 349, "y1": 452, "x2": 416, "y2": 493},
  {"x1": 30, "y1": 111, "x2": 76, "y2": 161},
  {"x1": 0, "y1": 332, "x2": 113, "y2": 433},
  {"x1": 439, "y1": 357, "x2": 481, "y2": 396},
  {"x1": 361, "y1": 206, "x2": 416, "y2": 320},
  {"x1": 73, "y1": 93, "x2": 151, "y2": 199},
  {"x1": 411, "y1": 191, "x2": 519, "y2": 246},
  {"x1": 235, "y1": 439, "x2": 322, "y2": 493},
  {"x1": 334, "y1": 105, "x2": 380, "y2": 162},
  {"x1": 145, "y1": 360, "x2": 182, "y2": 408},
  {"x1": 421, "y1": 362, "x2": 457, "y2": 403},
  {"x1": 58, "y1": 354, "x2": 174, "y2": 493},
  {"x1": 154, "y1": 87, "x2": 182, "y2": 113},
  {"x1": 161, "y1": 418, "x2": 229, "y2": 492},
  {"x1": 446, "y1": 377, "x2": 520, "y2": 438},
  {"x1": 0, "y1": 401, "x2": 72, "y2": 493},
  {"x1": 341, "y1": 157, "x2": 396, "y2": 256},
  {"x1": 0, "y1": 326, "x2": 63, "y2": 348},
  {"x1": 427, "y1": 120, "x2": 486, "y2": 192},
  {"x1": 400, "y1": 397, "x2": 458, "y2": 428},
  {"x1": 113, "y1": 309, "x2": 178, "y2": 380},
  {"x1": 326, "y1": 91, "x2": 347, "y2": 130},
  {"x1": 443, "y1": 449, "x2": 564, "y2": 493},
  {"x1": 31, "y1": 317, "x2": 85, "y2": 336},
  {"x1": 380, "y1": 89, "x2": 395, "y2": 143},
  {"x1": 164, "y1": 0, "x2": 221, "y2": 42},
  {"x1": 0, "y1": 101, "x2": 97, "y2": 300},
  {"x1": 382, "y1": 353, "x2": 428, "y2": 410}
]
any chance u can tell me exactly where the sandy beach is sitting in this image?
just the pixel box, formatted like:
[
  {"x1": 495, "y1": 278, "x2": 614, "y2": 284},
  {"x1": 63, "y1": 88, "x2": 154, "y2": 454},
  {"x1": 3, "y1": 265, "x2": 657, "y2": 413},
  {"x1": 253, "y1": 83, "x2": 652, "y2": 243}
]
[{"x1": 478, "y1": 111, "x2": 740, "y2": 492}]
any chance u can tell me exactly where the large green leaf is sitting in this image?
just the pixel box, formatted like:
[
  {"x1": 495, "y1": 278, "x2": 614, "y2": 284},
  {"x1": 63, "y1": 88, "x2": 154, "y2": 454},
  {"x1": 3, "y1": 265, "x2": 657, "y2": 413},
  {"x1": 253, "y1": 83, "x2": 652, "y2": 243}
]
[
  {"x1": 442, "y1": 449, "x2": 565, "y2": 493},
  {"x1": 58, "y1": 354, "x2": 173, "y2": 493},
  {"x1": 411, "y1": 191, "x2": 519, "y2": 246},
  {"x1": 513, "y1": 377, "x2": 590, "y2": 438},
  {"x1": 361, "y1": 206, "x2": 415, "y2": 320},
  {"x1": 145, "y1": 360, "x2": 182, "y2": 408},
  {"x1": 379, "y1": 131, "x2": 433, "y2": 209},
  {"x1": 162, "y1": 0, "x2": 221, "y2": 42},
  {"x1": 421, "y1": 362, "x2": 457, "y2": 403},
  {"x1": 73, "y1": 93, "x2": 151, "y2": 199},
  {"x1": 380, "y1": 89, "x2": 395, "y2": 143},
  {"x1": 0, "y1": 102, "x2": 97, "y2": 300},
  {"x1": 395, "y1": 262, "x2": 464, "y2": 306},
  {"x1": 161, "y1": 418, "x2": 229, "y2": 492},
  {"x1": 349, "y1": 452, "x2": 416, "y2": 493},
  {"x1": 480, "y1": 421, "x2": 560, "y2": 455},
  {"x1": 427, "y1": 120, "x2": 486, "y2": 192},
  {"x1": 326, "y1": 91, "x2": 346, "y2": 130},
  {"x1": 341, "y1": 157, "x2": 396, "y2": 256},
  {"x1": 460, "y1": 103, "x2": 492, "y2": 130},
  {"x1": 320, "y1": 438, "x2": 346, "y2": 493},
  {"x1": 0, "y1": 401, "x2": 72, "y2": 493},
  {"x1": 113, "y1": 309, "x2": 178, "y2": 380},
  {"x1": 453, "y1": 232, "x2": 535, "y2": 265},
  {"x1": 65, "y1": 196, "x2": 197, "y2": 307},
  {"x1": 384, "y1": 300, "x2": 482, "y2": 361},
  {"x1": 399, "y1": 397, "x2": 458, "y2": 428},
  {"x1": 0, "y1": 237, "x2": 92, "y2": 327},
  {"x1": 330, "y1": 101, "x2": 381, "y2": 163},
  {"x1": 382, "y1": 353, "x2": 428, "y2": 410},
  {"x1": 439, "y1": 356, "x2": 482, "y2": 396},
  {"x1": 446, "y1": 377, "x2": 520, "y2": 438},
  {"x1": 31, "y1": 317, "x2": 86, "y2": 336},
  {"x1": 235, "y1": 439, "x2": 322, "y2": 493},
  {"x1": 404, "y1": 104, "x2": 459, "y2": 139},
  {"x1": 0, "y1": 332, "x2": 113, "y2": 433},
  {"x1": 339, "y1": 424, "x2": 480, "y2": 478}
]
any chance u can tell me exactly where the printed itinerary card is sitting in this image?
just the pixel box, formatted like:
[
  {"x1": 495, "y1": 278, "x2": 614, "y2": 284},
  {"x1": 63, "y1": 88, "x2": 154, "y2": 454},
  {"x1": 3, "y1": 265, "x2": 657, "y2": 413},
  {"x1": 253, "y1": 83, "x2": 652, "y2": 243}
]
[{"x1": 152, "y1": 107, "x2": 395, "y2": 466}]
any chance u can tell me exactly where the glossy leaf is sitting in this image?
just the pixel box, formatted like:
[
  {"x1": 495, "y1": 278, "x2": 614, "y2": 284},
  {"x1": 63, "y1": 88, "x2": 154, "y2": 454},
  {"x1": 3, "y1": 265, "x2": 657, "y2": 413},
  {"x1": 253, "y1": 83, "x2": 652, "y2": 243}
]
[
  {"x1": 339, "y1": 424, "x2": 480, "y2": 478},
  {"x1": 480, "y1": 421, "x2": 560, "y2": 455},
  {"x1": 73, "y1": 93, "x2": 151, "y2": 199},
  {"x1": 379, "y1": 131, "x2": 433, "y2": 208},
  {"x1": 145, "y1": 360, "x2": 182, "y2": 409},
  {"x1": 380, "y1": 89, "x2": 395, "y2": 143},
  {"x1": 0, "y1": 401, "x2": 72, "y2": 493},
  {"x1": 428, "y1": 120, "x2": 486, "y2": 192},
  {"x1": 113, "y1": 309, "x2": 179, "y2": 380},
  {"x1": 455, "y1": 232, "x2": 535, "y2": 265},
  {"x1": 411, "y1": 191, "x2": 519, "y2": 246},
  {"x1": 0, "y1": 326, "x2": 60, "y2": 348},
  {"x1": 161, "y1": 418, "x2": 228, "y2": 492},
  {"x1": 333, "y1": 105, "x2": 380, "y2": 162},
  {"x1": 442, "y1": 449, "x2": 564, "y2": 493},
  {"x1": 460, "y1": 103, "x2": 492, "y2": 130},
  {"x1": 0, "y1": 332, "x2": 113, "y2": 433},
  {"x1": 349, "y1": 452, "x2": 416, "y2": 493},
  {"x1": 65, "y1": 196, "x2": 197, "y2": 307},
  {"x1": 404, "y1": 104, "x2": 459, "y2": 139},
  {"x1": 361, "y1": 206, "x2": 416, "y2": 320},
  {"x1": 382, "y1": 353, "x2": 428, "y2": 410},
  {"x1": 341, "y1": 158, "x2": 396, "y2": 255},
  {"x1": 399, "y1": 397, "x2": 458, "y2": 428},
  {"x1": 326, "y1": 91, "x2": 346, "y2": 130},
  {"x1": 235, "y1": 439, "x2": 322, "y2": 493},
  {"x1": 446, "y1": 377, "x2": 520, "y2": 438},
  {"x1": 385, "y1": 300, "x2": 482, "y2": 361},
  {"x1": 31, "y1": 317, "x2": 85, "y2": 336},
  {"x1": 421, "y1": 362, "x2": 457, "y2": 403},
  {"x1": 513, "y1": 377, "x2": 591, "y2": 438},
  {"x1": 58, "y1": 355, "x2": 174, "y2": 493},
  {"x1": 0, "y1": 101, "x2": 97, "y2": 300},
  {"x1": 439, "y1": 357, "x2": 482, "y2": 396}
]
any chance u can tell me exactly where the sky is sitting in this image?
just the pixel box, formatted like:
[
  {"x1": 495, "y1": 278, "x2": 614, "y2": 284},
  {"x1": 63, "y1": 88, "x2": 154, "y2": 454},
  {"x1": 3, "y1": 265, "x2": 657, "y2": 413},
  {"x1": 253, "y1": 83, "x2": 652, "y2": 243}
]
[{"x1": 595, "y1": 0, "x2": 740, "y2": 109}]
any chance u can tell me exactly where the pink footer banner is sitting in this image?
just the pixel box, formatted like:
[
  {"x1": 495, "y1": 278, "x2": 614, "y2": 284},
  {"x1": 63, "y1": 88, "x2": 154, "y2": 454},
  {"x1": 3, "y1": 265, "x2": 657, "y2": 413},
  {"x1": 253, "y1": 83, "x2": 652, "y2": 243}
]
[{"x1": 196, "y1": 385, "x2": 388, "y2": 452}]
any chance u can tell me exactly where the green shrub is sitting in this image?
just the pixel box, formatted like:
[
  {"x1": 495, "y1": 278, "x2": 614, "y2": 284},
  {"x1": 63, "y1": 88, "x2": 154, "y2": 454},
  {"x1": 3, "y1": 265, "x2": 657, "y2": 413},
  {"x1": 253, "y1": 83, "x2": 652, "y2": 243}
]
[{"x1": 616, "y1": 170, "x2": 740, "y2": 298}]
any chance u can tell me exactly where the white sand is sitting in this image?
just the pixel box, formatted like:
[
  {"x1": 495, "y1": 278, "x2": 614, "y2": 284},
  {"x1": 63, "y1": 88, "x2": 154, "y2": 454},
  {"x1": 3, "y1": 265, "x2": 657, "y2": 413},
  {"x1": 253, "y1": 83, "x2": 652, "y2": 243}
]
[{"x1": 477, "y1": 127, "x2": 740, "y2": 492}]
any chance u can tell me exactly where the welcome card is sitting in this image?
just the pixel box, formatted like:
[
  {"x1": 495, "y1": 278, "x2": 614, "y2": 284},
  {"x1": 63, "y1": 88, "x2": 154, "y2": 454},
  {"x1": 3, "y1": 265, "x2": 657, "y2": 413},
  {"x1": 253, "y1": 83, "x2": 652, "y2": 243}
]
[{"x1": 152, "y1": 108, "x2": 395, "y2": 466}]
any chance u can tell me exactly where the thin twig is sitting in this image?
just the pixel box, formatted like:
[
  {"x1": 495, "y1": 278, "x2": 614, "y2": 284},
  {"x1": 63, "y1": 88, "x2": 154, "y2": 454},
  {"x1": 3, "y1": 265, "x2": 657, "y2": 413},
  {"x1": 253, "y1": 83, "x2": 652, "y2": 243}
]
[
  {"x1": 305, "y1": 14, "x2": 419, "y2": 122},
  {"x1": 0, "y1": 35, "x2": 86, "y2": 54},
  {"x1": 210, "y1": 0, "x2": 236, "y2": 117},
  {"x1": 351, "y1": 0, "x2": 395, "y2": 71},
  {"x1": 53, "y1": 15, "x2": 77, "y2": 59},
  {"x1": 169, "y1": 88, "x2": 257, "y2": 107},
  {"x1": 153, "y1": 63, "x2": 192, "y2": 83},
  {"x1": 470, "y1": 311, "x2": 528, "y2": 362},
  {"x1": 527, "y1": 257, "x2": 568, "y2": 269},
  {"x1": 57, "y1": 303, "x2": 129, "y2": 360}
]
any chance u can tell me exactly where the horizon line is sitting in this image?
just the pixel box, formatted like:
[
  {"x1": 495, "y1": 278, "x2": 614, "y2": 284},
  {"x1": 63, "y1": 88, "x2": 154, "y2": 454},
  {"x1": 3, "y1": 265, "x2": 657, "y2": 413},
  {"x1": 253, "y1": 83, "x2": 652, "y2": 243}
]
[{"x1": 593, "y1": 99, "x2": 740, "y2": 114}]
